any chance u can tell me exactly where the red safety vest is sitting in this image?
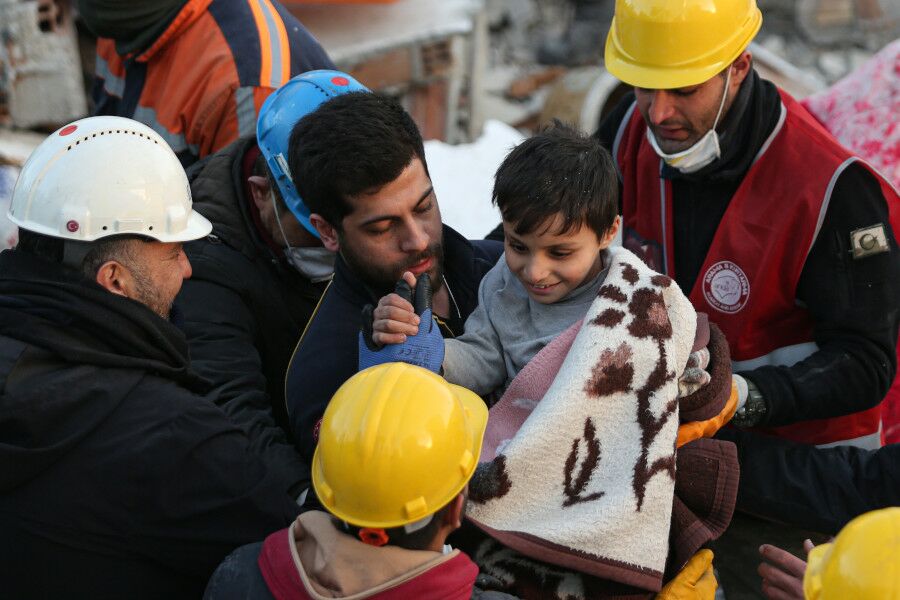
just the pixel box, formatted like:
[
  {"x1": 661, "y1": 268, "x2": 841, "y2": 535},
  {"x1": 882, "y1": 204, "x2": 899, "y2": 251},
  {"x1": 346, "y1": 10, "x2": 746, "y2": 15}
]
[{"x1": 615, "y1": 90, "x2": 900, "y2": 448}]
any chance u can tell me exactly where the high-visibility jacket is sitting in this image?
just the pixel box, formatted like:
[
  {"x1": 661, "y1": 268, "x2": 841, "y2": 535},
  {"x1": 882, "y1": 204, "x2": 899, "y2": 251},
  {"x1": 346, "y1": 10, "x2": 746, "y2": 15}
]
[
  {"x1": 92, "y1": 0, "x2": 334, "y2": 166},
  {"x1": 614, "y1": 90, "x2": 900, "y2": 448}
]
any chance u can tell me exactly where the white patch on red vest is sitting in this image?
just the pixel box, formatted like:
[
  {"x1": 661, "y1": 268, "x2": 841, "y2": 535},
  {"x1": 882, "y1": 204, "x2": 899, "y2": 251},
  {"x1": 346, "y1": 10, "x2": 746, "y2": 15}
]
[{"x1": 702, "y1": 261, "x2": 750, "y2": 314}]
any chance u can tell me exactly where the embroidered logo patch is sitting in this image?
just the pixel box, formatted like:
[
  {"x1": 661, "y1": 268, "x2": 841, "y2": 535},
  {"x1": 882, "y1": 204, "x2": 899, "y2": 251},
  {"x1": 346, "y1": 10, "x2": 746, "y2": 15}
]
[{"x1": 702, "y1": 261, "x2": 749, "y2": 314}]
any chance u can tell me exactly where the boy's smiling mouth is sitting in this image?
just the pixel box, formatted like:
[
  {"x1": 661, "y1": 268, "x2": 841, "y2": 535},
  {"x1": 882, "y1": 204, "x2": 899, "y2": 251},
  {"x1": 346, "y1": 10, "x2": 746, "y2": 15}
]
[{"x1": 526, "y1": 281, "x2": 560, "y2": 294}]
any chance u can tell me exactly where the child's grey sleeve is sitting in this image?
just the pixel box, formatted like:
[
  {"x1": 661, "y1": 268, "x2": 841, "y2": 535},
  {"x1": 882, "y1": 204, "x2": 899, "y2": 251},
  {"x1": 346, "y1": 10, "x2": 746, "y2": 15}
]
[{"x1": 442, "y1": 262, "x2": 508, "y2": 396}]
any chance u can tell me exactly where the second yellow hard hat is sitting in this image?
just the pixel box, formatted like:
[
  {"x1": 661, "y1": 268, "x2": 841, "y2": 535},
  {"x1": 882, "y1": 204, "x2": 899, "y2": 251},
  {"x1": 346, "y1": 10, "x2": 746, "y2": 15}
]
[
  {"x1": 803, "y1": 507, "x2": 900, "y2": 600},
  {"x1": 604, "y1": 0, "x2": 762, "y2": 89}
]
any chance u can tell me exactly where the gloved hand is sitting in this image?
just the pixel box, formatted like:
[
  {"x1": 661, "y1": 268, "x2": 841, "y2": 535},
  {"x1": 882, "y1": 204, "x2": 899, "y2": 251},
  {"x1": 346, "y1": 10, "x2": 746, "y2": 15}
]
[
  {"x1": 677, "y1": 378, "x2": 739, "y2": 448},
  {"x1": 657, "y1": 549, "x2": 717, "y2": 600},
  {"x1": 678, "y1": 348, "x2": 711, "y2": 398},
  {"x1": 358, "y1": 273, "x2": 444, "y2": 373}
]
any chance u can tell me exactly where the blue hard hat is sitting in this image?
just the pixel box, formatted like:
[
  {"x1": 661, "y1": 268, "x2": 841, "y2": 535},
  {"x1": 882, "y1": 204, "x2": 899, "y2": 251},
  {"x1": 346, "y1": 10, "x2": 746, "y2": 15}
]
[{"x1": 257, "y1": 70, "x2": 369, "y2": 238}]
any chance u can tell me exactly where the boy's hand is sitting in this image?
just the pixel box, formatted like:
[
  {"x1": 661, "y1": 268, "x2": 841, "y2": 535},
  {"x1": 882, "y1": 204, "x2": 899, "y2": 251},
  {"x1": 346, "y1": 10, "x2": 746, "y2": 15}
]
[
  {"x1": 359, "y1": 273, "x2": 445, "y2": 373},
  {"x1": 366, "y1": 271, "x2": 420, "y2": 346}
]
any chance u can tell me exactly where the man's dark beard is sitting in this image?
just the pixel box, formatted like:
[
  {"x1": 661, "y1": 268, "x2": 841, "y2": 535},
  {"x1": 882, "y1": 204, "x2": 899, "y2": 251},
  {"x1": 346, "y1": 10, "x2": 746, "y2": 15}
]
[{"x1": 342, "y1": 241, "x2": 445, "y2": 299}]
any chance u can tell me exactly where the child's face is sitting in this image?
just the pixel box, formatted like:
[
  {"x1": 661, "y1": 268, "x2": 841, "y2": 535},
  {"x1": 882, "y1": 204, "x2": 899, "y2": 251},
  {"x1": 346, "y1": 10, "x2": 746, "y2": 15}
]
[{"x1": 503, "y1": 214, "x2": 619, "y2": 305}]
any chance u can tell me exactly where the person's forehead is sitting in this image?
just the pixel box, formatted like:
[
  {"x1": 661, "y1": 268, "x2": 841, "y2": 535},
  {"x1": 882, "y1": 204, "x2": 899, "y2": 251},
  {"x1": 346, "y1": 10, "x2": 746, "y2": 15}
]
[
  {"x1": 638, "y1": 76, "x2": 718, "y2": 95},
  {"x1": 505, "y1": 215, "x2": 595, "y2": 245},
  {"x1": 344, "y1": 159, "x2": 433, "y2": 219}
]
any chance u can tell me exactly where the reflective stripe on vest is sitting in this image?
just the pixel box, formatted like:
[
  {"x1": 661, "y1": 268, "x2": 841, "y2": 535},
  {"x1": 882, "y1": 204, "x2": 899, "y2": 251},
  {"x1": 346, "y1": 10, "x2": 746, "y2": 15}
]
[
  {"x1": 732, "y1": 341, "x2": 881, "y2": 450},
  {"x1": 95, "y1": 54, "x2": 125, "y2": 98},
  {"x1": 132, "y1": 105, "x2": 200, "y2": 158}
]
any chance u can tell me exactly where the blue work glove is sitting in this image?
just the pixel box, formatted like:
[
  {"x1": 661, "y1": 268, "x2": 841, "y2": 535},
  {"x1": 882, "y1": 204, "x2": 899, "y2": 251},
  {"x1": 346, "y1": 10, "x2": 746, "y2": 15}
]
[{"x1": 358, "y1": 273, "x2": 445, "y2": 373}]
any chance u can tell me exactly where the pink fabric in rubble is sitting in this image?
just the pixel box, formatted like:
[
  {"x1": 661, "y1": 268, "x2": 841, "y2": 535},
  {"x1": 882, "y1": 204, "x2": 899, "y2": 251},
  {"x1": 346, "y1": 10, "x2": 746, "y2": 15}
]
[
  {"x1": 802, "y1": 39, "x2": 900, "y2": 190},
  {"x1": 802, "y1": 40, "x2": 900, "y2": 443}
]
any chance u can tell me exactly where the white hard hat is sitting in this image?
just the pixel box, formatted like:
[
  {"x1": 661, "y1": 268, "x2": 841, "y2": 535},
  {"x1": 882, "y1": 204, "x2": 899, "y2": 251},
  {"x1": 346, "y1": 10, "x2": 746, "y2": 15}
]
[{"x1": 7, "y1": 116, "x2": 212, "y2": 243}]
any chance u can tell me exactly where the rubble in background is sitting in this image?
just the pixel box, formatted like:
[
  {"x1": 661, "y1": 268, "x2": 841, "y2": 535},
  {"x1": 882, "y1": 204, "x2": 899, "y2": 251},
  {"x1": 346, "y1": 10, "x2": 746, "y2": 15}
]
[
  {"x1": 481, "y1": 0, "x2": 898, "y2": 130},
  {"x1": 0, "y1": 0, "x2": 87, "y2": 129},
  {"x1": 0, "y1": 164, "x2": 18, "y2": 249}
]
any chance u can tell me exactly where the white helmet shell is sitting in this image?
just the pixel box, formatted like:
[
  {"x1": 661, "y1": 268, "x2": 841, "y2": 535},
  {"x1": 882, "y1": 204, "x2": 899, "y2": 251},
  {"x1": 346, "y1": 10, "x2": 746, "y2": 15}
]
[{"x1": 7, "y1": 116, "x2": 212, "y2": 243}]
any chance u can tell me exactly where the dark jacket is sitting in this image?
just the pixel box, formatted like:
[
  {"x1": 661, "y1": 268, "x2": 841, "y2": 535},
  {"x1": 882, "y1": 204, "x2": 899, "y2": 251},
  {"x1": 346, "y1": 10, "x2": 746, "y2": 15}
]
[
  {"x1": 180, "y1": 136, "x2": 323, "y2": 498},
  {"x1": 717, "y1": 428, "x2": 900, "y2": 535},
  {"x1": 0, "y1": 250, "x2": 300, "y2": 600},
  {"x1": 286, "y1": 226, "x2": 502, "y2": 462},
  {"x1": 595, "y1": 71, "x2": 900, "y2": 429}
]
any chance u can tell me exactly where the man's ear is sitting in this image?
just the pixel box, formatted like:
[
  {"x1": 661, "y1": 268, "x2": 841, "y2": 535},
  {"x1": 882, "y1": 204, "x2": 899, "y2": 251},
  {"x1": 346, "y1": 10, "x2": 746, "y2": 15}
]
[
  {"x1": 310, "y1": 213, "x2": 340, "y2": 252},
  {"x1": 247, "y1": 175, "x2": 271, "y2": 213},
  {"x1": 730, "y1": 51, "x2": 752, "y2": 92},
  {"x1": 95, "y1": 260, "x2": 131, "y2": 298}
]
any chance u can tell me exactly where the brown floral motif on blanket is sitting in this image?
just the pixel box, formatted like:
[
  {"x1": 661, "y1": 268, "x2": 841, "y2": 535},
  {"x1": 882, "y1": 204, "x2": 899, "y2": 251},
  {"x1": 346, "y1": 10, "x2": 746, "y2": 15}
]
[
  {"x1": 563, "y1": 418, "x2": 605, "y2": 507},
  {"x1": 598, "y1": 284, "x2": 628, "y2": 303},
  {"x1": 588, "y1": 271, "x2": 678, "y2": 512},
  {"x1": 628, "y1": 284, "x2": 677, "y2": 511},
  {"x1": 584, "y1": 343, "x2": 634, "y2": 397},
  {"x1": 591, "y1": 308, "x2": 626, "y2": 328}
]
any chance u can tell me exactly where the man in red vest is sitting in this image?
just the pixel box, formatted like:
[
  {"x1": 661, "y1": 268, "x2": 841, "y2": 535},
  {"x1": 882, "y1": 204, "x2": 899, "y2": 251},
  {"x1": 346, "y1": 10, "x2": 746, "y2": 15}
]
[{"x1": 595, "y1": 0, "x2": 900, "y2": 595}]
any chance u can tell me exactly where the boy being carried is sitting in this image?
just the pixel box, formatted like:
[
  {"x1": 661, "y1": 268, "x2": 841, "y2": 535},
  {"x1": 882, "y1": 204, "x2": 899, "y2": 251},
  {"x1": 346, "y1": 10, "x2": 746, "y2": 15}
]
[{"x1": 368, "y1": 123, "x2": 622, "y2": 395}]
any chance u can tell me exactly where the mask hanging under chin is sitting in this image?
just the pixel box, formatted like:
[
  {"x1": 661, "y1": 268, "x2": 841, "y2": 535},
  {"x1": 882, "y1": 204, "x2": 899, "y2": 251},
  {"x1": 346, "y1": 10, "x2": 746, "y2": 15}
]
[{"x1": 646, "y1": 68, "x2": 732, "y2": 174}]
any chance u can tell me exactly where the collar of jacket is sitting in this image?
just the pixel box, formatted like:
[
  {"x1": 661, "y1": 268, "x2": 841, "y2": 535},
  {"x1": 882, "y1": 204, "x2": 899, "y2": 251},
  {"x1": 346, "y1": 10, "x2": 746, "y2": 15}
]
[
  {"x1": 0, "y1": 249, "x2": 210, "y2": 393},
  {"x1": 131, "y1": 0, "x2": 213, "y2": 62}
]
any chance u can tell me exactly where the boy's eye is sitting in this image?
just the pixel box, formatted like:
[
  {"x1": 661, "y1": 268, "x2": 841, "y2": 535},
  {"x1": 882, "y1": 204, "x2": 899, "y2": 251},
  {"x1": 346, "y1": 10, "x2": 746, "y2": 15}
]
[
  {"x1": 508, "y1": 242, "x2": 527, "y2": 253},
  {"x1": 415, "y1": 201, "x2": 433, "y2": 214},
  {"x1": 550, "y1": 251, "x2": 572, "y2": 259}
]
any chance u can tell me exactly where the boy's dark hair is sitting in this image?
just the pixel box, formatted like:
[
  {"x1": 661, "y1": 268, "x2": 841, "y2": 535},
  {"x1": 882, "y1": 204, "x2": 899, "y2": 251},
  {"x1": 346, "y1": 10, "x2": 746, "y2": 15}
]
[
  {"x1": 335, "y1": 500, "x2": 453, "y2": 551},
  {"x1": 493, "y1": 122, "x2": 618, "y2": 238},
  {"x1": 287, "y1": 92, "x2": 428, "y2": 229}
]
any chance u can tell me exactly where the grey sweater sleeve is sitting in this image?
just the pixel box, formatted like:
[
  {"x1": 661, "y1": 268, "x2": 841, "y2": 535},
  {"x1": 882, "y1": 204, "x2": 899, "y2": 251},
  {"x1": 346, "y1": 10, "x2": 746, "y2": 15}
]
[{"x1": 442, "y1": 262, "x2": 509, "y2": 396}]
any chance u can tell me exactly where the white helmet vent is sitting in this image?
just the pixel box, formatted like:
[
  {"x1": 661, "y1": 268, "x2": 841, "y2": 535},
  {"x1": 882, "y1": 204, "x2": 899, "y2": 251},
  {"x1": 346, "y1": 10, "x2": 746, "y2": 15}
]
[
  {"x1": 8, "y1": 116, "x2": 212, "y2": 243},
  {"x1": 64, "y1": 128, "x2": 160, "y2": 152}
]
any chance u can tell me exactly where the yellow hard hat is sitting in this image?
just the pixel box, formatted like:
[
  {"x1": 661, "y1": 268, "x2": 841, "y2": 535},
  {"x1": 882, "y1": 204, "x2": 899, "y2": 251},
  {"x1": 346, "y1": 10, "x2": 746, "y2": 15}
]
[
  {"x1": 804, "y1": 507, "x2": 900, "y2": 600},
  {"x1": 312, "y1": 363, "x2": 488, "y2": 529},
  {"x1": 604, "y1": 0, "x2": 762, "y2": 89}
]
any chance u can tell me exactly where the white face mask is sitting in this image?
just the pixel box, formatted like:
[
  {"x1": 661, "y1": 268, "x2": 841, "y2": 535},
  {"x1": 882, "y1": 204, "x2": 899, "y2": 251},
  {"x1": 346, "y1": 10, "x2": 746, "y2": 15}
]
[
  {"x1": 272, "y1": 192, "x2": 335, "y2": 283},
  {"x1": 284, "y1": 246, "x2": 335, "y2": 283},
  {"x1": 646, "y1": 68, "x2": 732, "y2": 174}
]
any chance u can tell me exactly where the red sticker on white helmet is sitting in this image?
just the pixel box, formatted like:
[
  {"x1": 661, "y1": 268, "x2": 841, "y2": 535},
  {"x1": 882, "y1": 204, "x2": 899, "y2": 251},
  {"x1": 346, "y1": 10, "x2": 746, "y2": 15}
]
[{"x1": 59, "y1": 125, "x2": 78, "y2": 136}]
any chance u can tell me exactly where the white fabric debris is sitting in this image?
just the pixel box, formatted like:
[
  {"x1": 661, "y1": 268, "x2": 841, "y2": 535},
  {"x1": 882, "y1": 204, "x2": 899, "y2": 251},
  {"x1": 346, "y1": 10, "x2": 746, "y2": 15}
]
[{"x1": 425, "y1": 119, "x2": 523, "y2": 240}]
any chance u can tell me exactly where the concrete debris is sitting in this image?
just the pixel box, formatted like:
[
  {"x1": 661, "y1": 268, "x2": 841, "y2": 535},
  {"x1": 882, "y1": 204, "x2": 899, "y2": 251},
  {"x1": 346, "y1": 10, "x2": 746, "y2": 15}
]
[
  {"x1": 1, "y1": 165, "x2": 19, "y2": 250},
  {"x1": 479, "y1": 0, "x2": 893, "y2": 132},
  {"x1": 0, "y1": 0, "x2": 87, "y2": 129}
]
